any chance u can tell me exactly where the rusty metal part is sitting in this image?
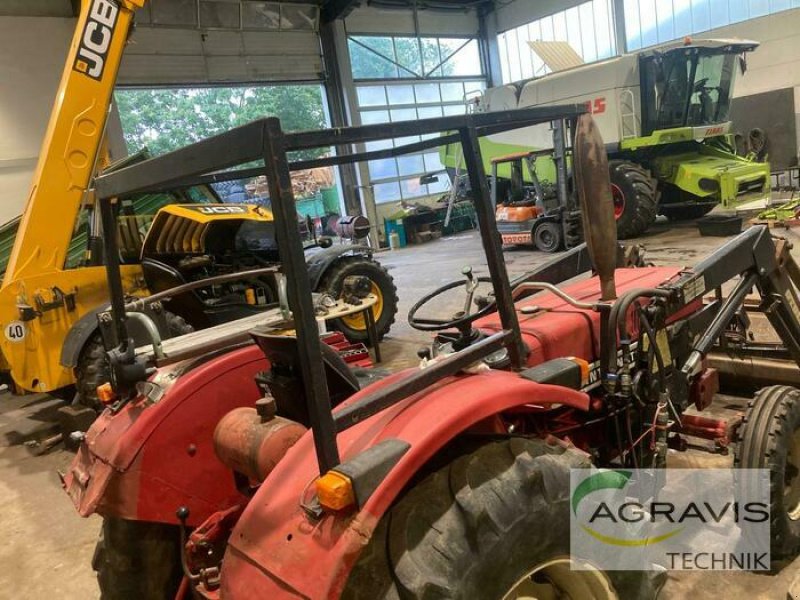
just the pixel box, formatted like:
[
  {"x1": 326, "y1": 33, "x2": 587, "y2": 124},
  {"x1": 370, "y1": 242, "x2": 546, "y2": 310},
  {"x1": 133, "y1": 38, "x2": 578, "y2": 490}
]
[
  {"x1": 213, "y1": 406, "x2": 306, "y2": 482},
  {"x1": 708, "y1": 353, "x2": 800, "y2": 388},
  {"x1": 679, "y1": 413, "x2": 741, "y2": 451},
  {"x1": 573, "y1": 113, "x2": 617, "y2": 300},
  {"x1": 331, "y1": 215, "x2": 371, "y2": 239},
  {"x1": 690, "y1": 367, "x2": 719, "y2": 411}
]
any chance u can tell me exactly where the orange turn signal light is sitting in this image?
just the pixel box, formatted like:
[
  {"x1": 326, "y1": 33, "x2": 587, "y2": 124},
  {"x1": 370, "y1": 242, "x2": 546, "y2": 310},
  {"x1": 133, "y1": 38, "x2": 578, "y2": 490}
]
[
  {"x1": 316, "y1": 470, "x2": 356, "y2": 511},
  {"x1": 96, "y1": 383, "x2": 117, "y2": 404}
]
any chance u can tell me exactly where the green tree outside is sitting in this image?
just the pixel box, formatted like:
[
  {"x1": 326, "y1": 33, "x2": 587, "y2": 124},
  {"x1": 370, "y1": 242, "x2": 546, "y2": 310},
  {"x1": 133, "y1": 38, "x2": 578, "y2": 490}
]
[{"x1": 115, "y1": 85, "x2": 328, "y2": 160}]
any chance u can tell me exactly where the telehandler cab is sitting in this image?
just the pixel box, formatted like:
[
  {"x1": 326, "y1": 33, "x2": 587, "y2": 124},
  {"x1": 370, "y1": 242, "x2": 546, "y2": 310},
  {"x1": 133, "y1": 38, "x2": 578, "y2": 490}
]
[{"x1": 64, "y1": 105, "x2": 800, "y2": 599}]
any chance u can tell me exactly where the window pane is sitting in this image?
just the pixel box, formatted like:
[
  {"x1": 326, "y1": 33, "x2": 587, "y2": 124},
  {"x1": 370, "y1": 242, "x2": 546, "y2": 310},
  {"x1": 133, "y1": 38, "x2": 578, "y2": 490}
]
[
  {"x1": 639, "y1": 0, "x2": 658, "y2": 47},
  {"x1": 728, "y1": 0, "x2": 748, "y2": 21},
  {"x1": 369, "y1": 158, "x2": 398, "y2": 180},
  {"x1": 400, "y1": 177, "x2": 426, "y2": 199},
  {"x1": 397, "y1": 154, "x2": 425, "y2": 176},
  {"x1": 427, "y1": 176, "x2": 449, "y2": 194},
  {"x1": 415, "y1": 83, "x2": 441, "y2": 103},
  {"x1": 360, "y1": 110, "x2": 389, "y2": 124},
  {"x1": 374, "y1": 181, "x2": 401, "y2": 203},
  {"x1": 440, "y1": 82, "x2": 465, "y2": 102},
  {"x1": 749, "y1": 0, "x2": 770, "y2": 17},
  {"x1": 673, "y1": 0, "x2": 693, "y2": 36},
  {"x1": 390, "y1": 108, "x2": 416, "y2": 122},
  {"x1": 580, "y1": 3, "x2": 598, "y2": 61},
  {"x1": 691, "y1": 0, "x2": 710, "y2": 32},
  {"x1": 655, "y1": 0, "x2": 674, "y2": 43},
  {"x1": 417, "y1": 105, "x2": 443, "y2": 119},
  {"x1": 424, "y1": 151, "x2": 444, "y2": 171},
  {"x1": 447, "y1": 40, "x2": 483, "y2": 77},
  {"x1": 442, "y1": 104, "x2": 466, "y2": 116},
  {"x1": 593, "y1": 0, "x2": 614, "y2": 58},
  {"x1": 709, "y1": 0, "x2": 729, "y2": 27},
  {"x1": 421, "y1": 38, "x2": 443, "y2": 76},
  {"x1": 499, "y1": 34, "x2": 511, "y2": 83},
  {"x1": 356, "y1": 86, "x2": 386, "y2": 108},
  {"x1": 565, "y1": 6, "x2": 584, "y2": 58},
  {"x1": 365, "y1": 139, "x2": 393, "y2": 152},
  {"x1": 771, "y1": 0, "x2": 791, "y2": 12},
  {"x1": 387, "y1": 84, "x2": 415, "y2": 104},
  {"x1": 625, "y1": 0, "x2": 643, "y2": 50},
  {"x1": 395, "y1": 135, "x2": 421, "y2": 146},
  {"x1": 506, "y1": 28, "x2": 522, "y2": 81},
  {"x1": 349, "y1": 39, "x2": 398, "y2": 78},
  {"x1": 393, "y1": 37, "x2": 422, "y2": 77}
]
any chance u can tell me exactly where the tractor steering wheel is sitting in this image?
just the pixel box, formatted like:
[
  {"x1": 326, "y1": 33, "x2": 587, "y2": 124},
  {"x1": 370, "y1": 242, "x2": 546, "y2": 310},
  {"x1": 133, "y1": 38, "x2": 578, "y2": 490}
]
[{"x1": 408, "y1": 267, "x2": 495, "y2": 333}]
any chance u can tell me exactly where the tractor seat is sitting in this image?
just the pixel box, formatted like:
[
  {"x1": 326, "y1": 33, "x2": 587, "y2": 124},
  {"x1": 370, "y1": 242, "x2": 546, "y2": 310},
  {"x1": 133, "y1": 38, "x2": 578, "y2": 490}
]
[{"x1": 251, "y1": 331, "x2": 389, "y2": 427}]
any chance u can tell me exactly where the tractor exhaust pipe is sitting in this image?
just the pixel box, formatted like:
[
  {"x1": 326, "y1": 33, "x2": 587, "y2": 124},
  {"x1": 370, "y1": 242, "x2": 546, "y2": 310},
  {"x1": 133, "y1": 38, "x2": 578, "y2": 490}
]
[{"x1": 573, "y1": 114, "x2": 617, "y2": 300}]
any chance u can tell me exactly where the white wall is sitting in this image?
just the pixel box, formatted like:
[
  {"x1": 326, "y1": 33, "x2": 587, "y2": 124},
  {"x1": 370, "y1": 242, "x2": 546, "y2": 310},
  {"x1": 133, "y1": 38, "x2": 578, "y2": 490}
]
[{"x1": 0, "y1": 16, "x2": 75, "y2": 224}]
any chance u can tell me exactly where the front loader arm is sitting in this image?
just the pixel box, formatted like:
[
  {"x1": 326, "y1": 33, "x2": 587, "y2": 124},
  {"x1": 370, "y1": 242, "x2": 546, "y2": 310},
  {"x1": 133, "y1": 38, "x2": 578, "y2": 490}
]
[
  {"x1": 2, "y1": 0, "x2": 145, "y2": 287},
  {"x1": 662, "y1": 225, "x2": 800, "y2": 376}
]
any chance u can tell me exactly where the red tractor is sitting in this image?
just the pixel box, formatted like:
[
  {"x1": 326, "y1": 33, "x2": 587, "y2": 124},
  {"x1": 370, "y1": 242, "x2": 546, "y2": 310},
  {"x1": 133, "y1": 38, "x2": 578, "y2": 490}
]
[{"x1": 64, "y1": 108, "x2": 800, "y2": 599}]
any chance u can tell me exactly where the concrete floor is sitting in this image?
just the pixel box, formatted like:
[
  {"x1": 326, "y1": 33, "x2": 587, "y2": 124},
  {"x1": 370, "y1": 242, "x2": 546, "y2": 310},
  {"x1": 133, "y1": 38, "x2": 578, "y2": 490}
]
[{"x1": 2, "y1": 217, "x2": 800, "y2": 599}]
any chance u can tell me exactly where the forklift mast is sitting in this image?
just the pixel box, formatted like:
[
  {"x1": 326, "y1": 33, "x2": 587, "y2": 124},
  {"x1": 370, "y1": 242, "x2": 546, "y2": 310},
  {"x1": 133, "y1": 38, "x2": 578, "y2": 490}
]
[{"x1": 2, "y1": 0, "x2": 145, "y2": 287}]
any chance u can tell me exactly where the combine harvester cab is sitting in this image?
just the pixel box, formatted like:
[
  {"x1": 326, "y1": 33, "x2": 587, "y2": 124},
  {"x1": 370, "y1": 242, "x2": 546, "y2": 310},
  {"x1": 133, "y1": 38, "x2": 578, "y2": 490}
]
[{"x1": 443, "y1": 38, "x2": 770, "y2": 240}]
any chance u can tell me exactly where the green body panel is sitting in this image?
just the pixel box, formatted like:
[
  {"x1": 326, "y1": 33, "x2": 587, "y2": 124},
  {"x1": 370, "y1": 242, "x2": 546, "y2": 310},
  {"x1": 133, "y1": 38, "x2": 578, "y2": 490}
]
[
  {"x1": 441, "y1": 132, "x2": 770, "y2": 208},
  {"x1": 650, "y1": 141, "x2": 770, "y2": 207}
]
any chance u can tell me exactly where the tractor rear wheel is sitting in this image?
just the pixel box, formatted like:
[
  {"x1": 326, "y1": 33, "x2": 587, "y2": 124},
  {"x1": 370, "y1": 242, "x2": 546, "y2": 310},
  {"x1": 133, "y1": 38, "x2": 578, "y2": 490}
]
[
  {"x1": 94, "y1": 517, "x2": 182, "y2": 600},
  {"x1": 609, "y1": 160, "x2": 657, "y2": 239},
  {"x1": 76, "y1": 312, "x2": 193, "y2": 410},
  {"x1": 735, "y1": 385, "x2": 800, "y2": 559},
  {"x1": 318, "y1": 256, "x2": 398, "y2": 342},
  {"x1": 343, "y1": 438, "x2": 661, "y2": 599}
]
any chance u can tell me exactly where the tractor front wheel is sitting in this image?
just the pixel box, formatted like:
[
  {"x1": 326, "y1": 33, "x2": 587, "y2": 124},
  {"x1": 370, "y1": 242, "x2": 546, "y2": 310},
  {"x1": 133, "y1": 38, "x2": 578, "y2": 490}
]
[
  {"x1": 76, "y1": 312, "x2": 193, "y2": 410},
  {"x1": 735, "y1": 385, "x2": 800, "y2": 559},
  {"x1": 318, "y1": 256, "x2": 398, "y2": 342},
  {"x1": 94, "y1": 518, "x2": 183, "y2": 600},
  {"x1": 343, "y1": 438, "x2": 661, "y2": 599},
  {"x1": 609, "y1": 160, "x2": 658, "y2": 239}
]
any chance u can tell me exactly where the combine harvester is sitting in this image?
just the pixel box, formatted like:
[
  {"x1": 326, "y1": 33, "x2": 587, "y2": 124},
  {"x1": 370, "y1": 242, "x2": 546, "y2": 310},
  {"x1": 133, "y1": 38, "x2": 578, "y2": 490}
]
[{"x1": 443, "y1": 38, "x2": 770, "y2": 248}]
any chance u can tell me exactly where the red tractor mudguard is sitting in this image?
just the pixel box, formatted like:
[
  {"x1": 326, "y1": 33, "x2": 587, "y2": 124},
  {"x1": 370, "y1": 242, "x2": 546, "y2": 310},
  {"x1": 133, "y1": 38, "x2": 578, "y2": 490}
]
[
  {"x1": 219, "y1": 369, "x2": 591, "y2": 599},
  {"x1": 63, "y1": 344, "x2": 268, "y2": 527}
]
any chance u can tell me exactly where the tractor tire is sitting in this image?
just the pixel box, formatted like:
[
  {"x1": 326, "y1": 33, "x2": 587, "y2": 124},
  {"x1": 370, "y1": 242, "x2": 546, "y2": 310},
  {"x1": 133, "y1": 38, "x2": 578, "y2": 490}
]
[
  {"x1": 343, "y1": 438, "x2": 662, "y2": 600},
  {"x1": 660, "y1": 204, "x2": 715, "y2": 221},
  {"x1": 609, "y1": 160, "x2": 658, "y2": 239},
  {"x1": 318, "y1": 256, "x2": 398, "y2": 342},
  {"x1": 94, "y1": 517, "x2": 183, "y2": 600},
  {"x1": 533, "y1": 220, "x2": 563, "y2": 253},
  {"x1": 735, "y1": 385, "x2": 800, "y2": 559},
  {"x1": 76, "y1": 312, "x2": 193, "y2": 410}
]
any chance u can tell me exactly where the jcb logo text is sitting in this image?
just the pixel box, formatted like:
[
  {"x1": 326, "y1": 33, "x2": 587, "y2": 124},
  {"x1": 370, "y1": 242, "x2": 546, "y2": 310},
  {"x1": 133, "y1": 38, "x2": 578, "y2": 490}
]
[{"x1": 73, "y1": 0, "x2": 119, "y2": 80}]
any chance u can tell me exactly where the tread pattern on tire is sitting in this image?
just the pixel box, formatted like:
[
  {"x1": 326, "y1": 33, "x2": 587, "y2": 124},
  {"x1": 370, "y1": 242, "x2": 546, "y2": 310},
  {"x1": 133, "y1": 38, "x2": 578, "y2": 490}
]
[
  {"x1": 609, "y1": 160, "x2": 658, "y2": 239},
  {"x1": 76, "y1": 312, "x2": 193, "y2": 409},
  {"x1": 344, "y1": 437, "x2": 661, "y2": 600},
  {"x1": 318, "y1": 255, "x2": 398, "y2": 342},
  {"x1": 94, "y1": 518, "x2": 183, "y2": 600},
  {"x1": 735, "y1": 385, "x2": 800, "y2": 558}
]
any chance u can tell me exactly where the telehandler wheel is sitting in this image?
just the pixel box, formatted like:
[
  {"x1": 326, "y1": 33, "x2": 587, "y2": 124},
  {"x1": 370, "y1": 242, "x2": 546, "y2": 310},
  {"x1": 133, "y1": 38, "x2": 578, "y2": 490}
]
[
  {"x1": 735, "y1": 385, "x2": 800, "y2": 559},
  {"x1": 76, "y1": 312, "x2": 193, "y2": 410},
  {"x1": 94, "y1": 517, "x2": 182, "y2": 600},
  {"x1": 533, "y1": 221, "x2": 563, "y2": 253},
  {"x1": 318, "y1": 256, "x2": 398, "y2": 343},
  {"x1": 609, "y1": 160, "x2": 657, "y2": 239},
  {"x1": 343, "y1": 438, "x2": 662, "y2": 600}
]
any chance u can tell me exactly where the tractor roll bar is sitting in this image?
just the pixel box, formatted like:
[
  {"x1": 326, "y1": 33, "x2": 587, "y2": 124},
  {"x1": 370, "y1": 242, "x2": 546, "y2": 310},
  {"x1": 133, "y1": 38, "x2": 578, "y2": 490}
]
[{"x1": 94, "y1": 105, "x2": 587, "y2": 474}]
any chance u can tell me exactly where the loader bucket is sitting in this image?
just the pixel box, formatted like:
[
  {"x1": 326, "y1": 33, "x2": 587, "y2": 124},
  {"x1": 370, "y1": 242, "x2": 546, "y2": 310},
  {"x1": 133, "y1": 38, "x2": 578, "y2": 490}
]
[{"x1": 574, "y1": 114, "x2": 617, "y2": 300}]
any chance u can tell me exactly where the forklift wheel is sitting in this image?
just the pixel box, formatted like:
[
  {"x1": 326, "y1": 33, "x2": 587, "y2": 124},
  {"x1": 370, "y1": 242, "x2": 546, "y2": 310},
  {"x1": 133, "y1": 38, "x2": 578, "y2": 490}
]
[
  {"x1": 735, "y1": 385, "x2": 800, "y2": 559},
  {"x1": 343, "y1": 438, "x2": 663, "y2": 599},
  {"x1": 534, "y1": 221, "x2": 563, "y2": 253}
]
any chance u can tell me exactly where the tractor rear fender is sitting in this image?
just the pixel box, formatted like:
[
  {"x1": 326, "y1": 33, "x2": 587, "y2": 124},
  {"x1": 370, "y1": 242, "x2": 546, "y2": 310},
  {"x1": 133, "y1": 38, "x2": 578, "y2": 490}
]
[
  {"x1": 63, "y1": 344, "x2": 267, "y2": 527},
  {"x1": 305, "y1": 244, "x2": 372, "y2": 290},
  {"x1": 221, "y1": 368, "x2": 590, "y2": 599}
]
